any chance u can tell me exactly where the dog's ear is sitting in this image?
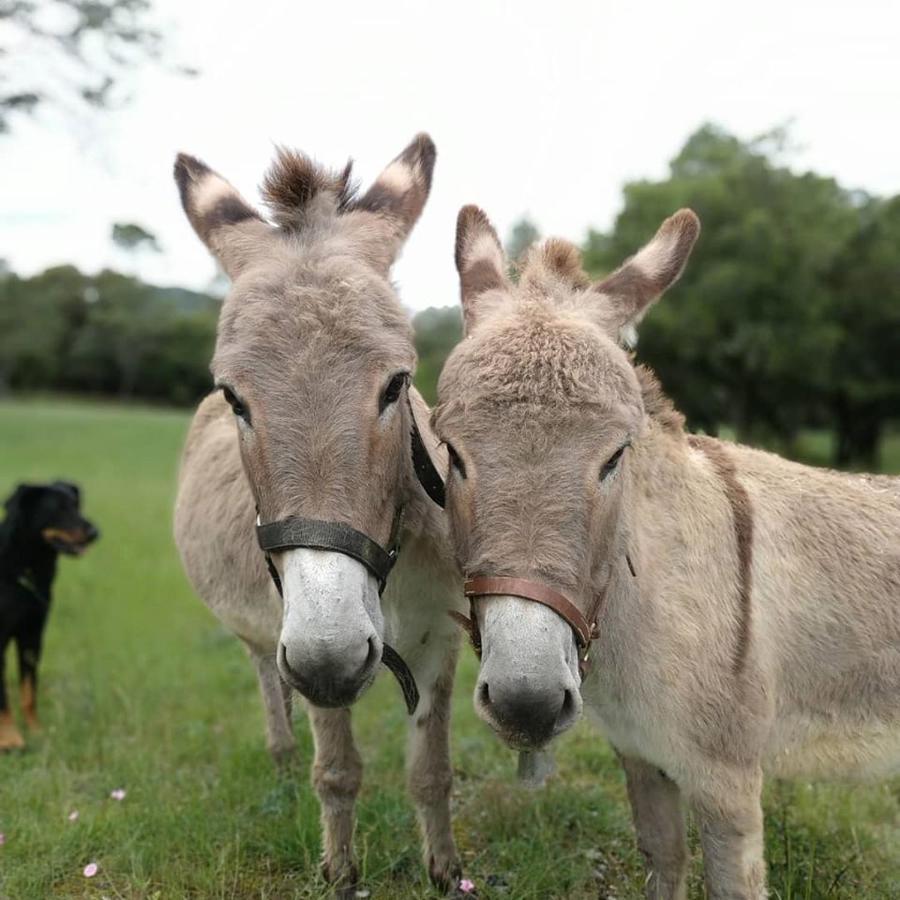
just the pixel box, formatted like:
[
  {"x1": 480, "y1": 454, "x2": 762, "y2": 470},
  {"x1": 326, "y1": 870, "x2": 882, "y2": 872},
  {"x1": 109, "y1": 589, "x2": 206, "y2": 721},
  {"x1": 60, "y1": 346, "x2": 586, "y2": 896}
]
[
  {"x1": 3, "y1": 484, "x2": 42, "y2": 525},
  {"x1": 51, "y1": 481, "x2": 81, "y2": 506}
]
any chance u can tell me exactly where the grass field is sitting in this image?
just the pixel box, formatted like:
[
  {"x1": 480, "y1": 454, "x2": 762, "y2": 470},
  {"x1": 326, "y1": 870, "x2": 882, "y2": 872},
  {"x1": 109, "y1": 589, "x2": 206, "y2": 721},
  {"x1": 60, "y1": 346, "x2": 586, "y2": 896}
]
[{"x1": 1, "y1": 397, "x2": 899, "y2": 899}]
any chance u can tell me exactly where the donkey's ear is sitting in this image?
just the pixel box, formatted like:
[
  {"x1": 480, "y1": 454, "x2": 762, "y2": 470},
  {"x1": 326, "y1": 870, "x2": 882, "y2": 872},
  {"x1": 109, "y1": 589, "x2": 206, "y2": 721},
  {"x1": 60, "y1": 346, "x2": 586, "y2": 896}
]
[
  {"x1": 174, "y1": 154, "x2": 272, "y2": 278},
  {"x1": 590, "y1": 209, "x2": 700, "y2": 343},
  {"x1": 454, "y1": 205, "x2": 509, "y2": 334},
  {"x1": 348, "y1": 133, "x2": 436, "y2": 271}
]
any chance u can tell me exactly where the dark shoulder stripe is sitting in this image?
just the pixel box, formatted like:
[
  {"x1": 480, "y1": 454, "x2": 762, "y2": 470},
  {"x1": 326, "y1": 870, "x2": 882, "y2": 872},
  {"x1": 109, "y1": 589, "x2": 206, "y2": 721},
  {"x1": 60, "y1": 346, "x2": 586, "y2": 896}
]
[{"x1": 688, "y1": 434, "x2": 754, "y2": 674}]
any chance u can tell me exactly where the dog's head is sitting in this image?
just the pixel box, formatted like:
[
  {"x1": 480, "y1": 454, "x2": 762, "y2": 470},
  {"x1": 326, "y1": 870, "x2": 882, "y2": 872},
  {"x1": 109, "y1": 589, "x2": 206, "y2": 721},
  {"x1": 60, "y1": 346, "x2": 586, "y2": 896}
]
[{"x1": 3, "y1": 481, "x2": 99, "y2": 556}]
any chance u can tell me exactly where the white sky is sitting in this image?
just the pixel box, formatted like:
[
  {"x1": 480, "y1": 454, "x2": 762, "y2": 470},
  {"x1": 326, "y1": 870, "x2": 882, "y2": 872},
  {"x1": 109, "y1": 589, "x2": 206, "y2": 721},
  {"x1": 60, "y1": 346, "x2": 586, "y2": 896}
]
[{"x1": 2, "y1": 0, "x2": 899, "y2": 311}]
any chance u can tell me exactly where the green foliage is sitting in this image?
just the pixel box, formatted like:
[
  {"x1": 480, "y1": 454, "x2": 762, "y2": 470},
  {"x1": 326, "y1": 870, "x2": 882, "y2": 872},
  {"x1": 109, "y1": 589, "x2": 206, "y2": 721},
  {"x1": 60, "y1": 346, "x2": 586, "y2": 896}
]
[
  {"x1": 111, "y1": 222, "x2": 161, "y2": 254},
  {"x1": 412, "y1": 306, "x2": 463, "y2": 405},
  {"x1": 0, "y1": 0, "x2": 194, "y2": 134},
  {"x1": 583, "y1": 123, "x2": 899, "y2": 464},
  {"x1": 0, "y1": 266, "x2": 217, "y2": 405},
  {"x1": 506, "y1": 216, "x2": 541, "y2": 264},
  {"x1": 0, "y1": 398, "x2": 899, "y2": 897}
]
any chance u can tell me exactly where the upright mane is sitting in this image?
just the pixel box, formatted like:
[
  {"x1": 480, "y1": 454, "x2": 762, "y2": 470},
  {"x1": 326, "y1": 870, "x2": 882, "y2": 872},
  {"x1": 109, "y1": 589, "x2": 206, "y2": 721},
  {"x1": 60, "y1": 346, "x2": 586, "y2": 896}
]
[{"x1": 261, "y1": 148, "x2": 359, "y2": 230}]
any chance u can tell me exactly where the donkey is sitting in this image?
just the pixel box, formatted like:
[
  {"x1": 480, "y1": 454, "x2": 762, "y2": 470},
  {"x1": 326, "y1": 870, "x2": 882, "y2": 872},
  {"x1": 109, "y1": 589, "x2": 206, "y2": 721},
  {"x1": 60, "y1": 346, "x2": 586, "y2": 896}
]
[
  {"x1": 432, "y1": 204, "x2": 900, "y2": 899},
  {"x1": 172, "y1": 135, "x2": 465, "y2": 894}
]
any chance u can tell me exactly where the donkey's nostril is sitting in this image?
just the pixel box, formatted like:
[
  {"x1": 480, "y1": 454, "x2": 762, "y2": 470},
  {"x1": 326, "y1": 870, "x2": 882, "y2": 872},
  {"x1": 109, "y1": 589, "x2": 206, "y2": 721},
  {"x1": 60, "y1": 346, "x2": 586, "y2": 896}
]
[
  {"x1": 363, "y1": 635, "x2": 380, "y2": 675},
  {"x1": 557, "y1": 688, "x2": 578, "y2": 730},
  {"x1": 478, "y1": 681, "x2": 491, "y2": 707},
  {"x1": 279, "y1": 643, "x2": 302, "y2": 682}
]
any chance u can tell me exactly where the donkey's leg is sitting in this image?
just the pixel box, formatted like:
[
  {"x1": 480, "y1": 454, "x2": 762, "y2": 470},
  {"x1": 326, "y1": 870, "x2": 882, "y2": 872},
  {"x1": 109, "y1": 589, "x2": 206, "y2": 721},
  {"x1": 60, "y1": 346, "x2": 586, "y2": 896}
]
[
  {"x1": 620, "y1": 755, "x2": 688, "y2": 900},
  {"x1": 308, "y1": 705, "x2": 362, "y2": 896},
  {"x1": 406, "y1": 641, "x2": 461, "y2": 891},
  {"x1": 692, "y1": 768, "x2": 766, "y2": 900},
  {"x1": 247, "y1": 644, "x2": 296, "y2": 768}
]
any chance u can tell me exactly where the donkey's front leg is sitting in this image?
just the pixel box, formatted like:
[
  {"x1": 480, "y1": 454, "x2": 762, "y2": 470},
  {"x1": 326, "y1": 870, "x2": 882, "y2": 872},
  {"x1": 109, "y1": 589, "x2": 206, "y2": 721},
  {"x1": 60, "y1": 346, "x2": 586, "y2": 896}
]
[
  {"x1": 619, "y1": 754, "x2": 688, "y2": 900},
  {"x1": 247, "y1": 644, "x2": 296, "y2": 768},
  {"x1": 307, "y1": 705, "x2": 363, "y2": 897},
  {"x1": 406, "y1": 639, "x2": 461, "y2": 891},
  {"x1": 692, "y1": 768, "x2": 766, "y2": 900}
]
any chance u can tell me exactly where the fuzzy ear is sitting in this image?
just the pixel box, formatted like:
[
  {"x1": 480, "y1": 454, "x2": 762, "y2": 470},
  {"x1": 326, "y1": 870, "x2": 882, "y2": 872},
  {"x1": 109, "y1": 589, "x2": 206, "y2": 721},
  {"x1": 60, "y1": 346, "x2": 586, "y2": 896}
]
[
  {"x1": 590, "y1": 209, "x2": 700, "y2": 343},
  {"x1": 3, "y1": 484, "x2": 39, "y2": 524},
  {"x1": 339, "y1": 133, "x2": 436, "y2": 273},
  {"x1": 454, "y1": 205, "x2": 509, "y2": 334},
  {"x1": 51, "y1": 481, "x2": 80, "y2": 506},
  {"x1": 174, "y1": 153, "x2": 272, "y2": 278}
]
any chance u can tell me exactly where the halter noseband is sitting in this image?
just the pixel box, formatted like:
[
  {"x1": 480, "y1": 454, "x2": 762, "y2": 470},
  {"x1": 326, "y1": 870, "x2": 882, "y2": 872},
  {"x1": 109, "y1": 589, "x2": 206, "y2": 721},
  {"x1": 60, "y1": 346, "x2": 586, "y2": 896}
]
[
  {"x1": 455, "y1": 576, "x2": 607, "y2": 675},
  {"x1": 255, "y1": 394, "x2": 445, "y2": 716}
]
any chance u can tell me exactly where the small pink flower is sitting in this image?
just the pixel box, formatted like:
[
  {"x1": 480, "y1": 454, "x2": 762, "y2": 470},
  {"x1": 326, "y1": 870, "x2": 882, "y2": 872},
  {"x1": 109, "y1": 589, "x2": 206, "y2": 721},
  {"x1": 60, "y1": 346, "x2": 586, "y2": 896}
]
[
  {"x1": 459, "y1": 878, "x2": 476, "y2": 894},
  {"x1": 0, "y1": 833, "x2": 6, "y2": 846},
  {"x1": 83, "y1": 862, "x2": 98, "y2": 877},
  {"x1": 68, "y1": 810, "x2": 79, "y2": 822},
  {"x1": 109, "y1": 788, "x2": 126, "y2": 801}
]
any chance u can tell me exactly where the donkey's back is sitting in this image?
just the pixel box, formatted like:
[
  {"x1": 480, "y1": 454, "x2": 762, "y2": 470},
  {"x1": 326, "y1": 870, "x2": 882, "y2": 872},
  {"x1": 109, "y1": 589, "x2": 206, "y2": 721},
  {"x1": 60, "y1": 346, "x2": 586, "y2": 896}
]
[{"x1": 735, "y1": 445, "x2": 900, "y2": 780}]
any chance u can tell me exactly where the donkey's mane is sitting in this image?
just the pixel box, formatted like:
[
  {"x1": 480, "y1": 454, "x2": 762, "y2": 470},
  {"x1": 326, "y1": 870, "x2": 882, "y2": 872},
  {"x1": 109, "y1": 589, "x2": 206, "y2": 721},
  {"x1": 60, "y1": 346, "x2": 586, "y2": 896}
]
[
  {"x1": 517, "y1": 238, "x2": 592, "y2": 292},
  {"x1": 634, "y1": 363, "x2": 685, "y2": 435},
  {"x1": 261, "y1": 148, "x2": 360, "y2": 229}
]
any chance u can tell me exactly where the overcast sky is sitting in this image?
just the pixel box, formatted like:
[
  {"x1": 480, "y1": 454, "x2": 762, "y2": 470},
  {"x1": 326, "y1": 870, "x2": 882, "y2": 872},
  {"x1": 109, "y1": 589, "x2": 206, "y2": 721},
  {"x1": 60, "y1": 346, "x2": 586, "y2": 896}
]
[{"x1": 2, "y1": 0, "x2": 899, "y2": 311}]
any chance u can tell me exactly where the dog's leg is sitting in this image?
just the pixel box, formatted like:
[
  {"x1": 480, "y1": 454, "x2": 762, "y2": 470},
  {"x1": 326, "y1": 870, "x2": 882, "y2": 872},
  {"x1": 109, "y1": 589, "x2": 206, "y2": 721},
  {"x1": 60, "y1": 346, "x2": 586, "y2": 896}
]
[
  {"x1": 247, "y1": 643, "x2": 296, "y2": 769},
  {"x1": 0, "y1": 638, "x2": 25, "y2": 750},
  {"x1": 15, "y1": 627, "x2": 43, "y2": 732}
]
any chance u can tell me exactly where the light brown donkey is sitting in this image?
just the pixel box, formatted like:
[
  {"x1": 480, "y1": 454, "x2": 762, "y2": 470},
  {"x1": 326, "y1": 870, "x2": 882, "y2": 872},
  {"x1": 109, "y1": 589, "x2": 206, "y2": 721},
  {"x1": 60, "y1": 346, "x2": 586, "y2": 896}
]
[
  {"x1": 172, "y1": 135, "x2": 465, "y2": 894},
  {"x1": 433, "y1": 205, "x2": 900, "y2": 899}
]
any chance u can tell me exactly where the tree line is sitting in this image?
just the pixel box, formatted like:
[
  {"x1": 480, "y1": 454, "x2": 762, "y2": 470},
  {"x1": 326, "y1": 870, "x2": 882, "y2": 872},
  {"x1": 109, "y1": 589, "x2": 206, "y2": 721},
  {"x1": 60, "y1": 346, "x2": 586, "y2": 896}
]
[{"x1": 2, "y1": 123, "x2": 898, "y2": 468}]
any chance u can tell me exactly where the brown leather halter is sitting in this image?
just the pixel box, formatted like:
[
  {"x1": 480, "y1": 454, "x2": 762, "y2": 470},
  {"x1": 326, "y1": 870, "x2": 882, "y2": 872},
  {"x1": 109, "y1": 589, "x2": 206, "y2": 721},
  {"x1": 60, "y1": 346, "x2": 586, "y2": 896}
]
[{"x1": 452, "y1": 574, "x2": 611, "y2": 673}]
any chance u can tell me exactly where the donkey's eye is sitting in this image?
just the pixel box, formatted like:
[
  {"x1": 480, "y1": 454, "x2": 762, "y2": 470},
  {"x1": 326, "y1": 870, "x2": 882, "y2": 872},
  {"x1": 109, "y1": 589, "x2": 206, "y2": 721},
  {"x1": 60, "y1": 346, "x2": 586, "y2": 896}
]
[
  {"x1": 222, "y1": 386, "x2": 250, "y2": 424},
  {"x1": 600, "y1": 444, "x2": 628, "y2": 481},
  {"x1": 380, "y1": 371, "x2": 409, "y2": 413},
  {"x1": 446, "y1": 443, "x2": 467, "y2": 479}
]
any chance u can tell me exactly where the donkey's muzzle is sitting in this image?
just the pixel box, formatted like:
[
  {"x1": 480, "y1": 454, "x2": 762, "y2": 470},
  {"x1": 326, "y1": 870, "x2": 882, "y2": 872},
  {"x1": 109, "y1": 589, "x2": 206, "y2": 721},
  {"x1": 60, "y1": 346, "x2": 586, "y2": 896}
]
[
  {"x1": 278, "y1": 636, "x2": 381, "y2": 708},
  {"x1": 476, "y1": 677, "x2": 579, "y2": 749}
]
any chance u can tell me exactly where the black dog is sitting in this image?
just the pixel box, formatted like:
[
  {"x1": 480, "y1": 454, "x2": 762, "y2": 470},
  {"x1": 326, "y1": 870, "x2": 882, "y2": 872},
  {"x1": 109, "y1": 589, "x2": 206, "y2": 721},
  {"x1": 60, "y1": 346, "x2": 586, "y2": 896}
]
[{"x1": 0, "y1": 482, "x2": 98, "y2": 749}]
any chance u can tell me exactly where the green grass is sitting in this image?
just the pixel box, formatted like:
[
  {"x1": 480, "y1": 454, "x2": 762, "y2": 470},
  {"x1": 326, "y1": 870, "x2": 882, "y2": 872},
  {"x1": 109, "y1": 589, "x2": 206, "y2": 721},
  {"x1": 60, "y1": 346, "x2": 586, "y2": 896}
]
[{"x1": 0, "y1": 397, "x2": 898, "y2": 899}]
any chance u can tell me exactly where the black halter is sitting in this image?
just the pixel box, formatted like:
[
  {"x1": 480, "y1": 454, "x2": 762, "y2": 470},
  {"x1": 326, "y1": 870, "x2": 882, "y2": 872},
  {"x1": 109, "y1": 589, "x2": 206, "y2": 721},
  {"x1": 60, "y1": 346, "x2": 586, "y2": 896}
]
[{"x1": 256, "y1": 395, "x2": 448, "y2": 715}]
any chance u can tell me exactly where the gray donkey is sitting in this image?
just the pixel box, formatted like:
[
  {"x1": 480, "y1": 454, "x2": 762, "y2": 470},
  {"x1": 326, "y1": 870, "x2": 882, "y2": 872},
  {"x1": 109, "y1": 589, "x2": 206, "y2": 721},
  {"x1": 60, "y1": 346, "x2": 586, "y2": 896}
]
[
  {"x1": 432, "y1": 205, "x2": 900, "y2": 899},
  {"x1": 172, "y1": 135, "x2": 465, "y2": 894}
]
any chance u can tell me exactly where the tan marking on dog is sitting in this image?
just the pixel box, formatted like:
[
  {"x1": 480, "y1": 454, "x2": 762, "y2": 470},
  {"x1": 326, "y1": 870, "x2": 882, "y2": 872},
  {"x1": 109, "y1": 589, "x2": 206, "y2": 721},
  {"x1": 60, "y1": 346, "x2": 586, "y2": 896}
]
[{"x1": 0, "y1": 710, "x2": 25, "y2": 750}]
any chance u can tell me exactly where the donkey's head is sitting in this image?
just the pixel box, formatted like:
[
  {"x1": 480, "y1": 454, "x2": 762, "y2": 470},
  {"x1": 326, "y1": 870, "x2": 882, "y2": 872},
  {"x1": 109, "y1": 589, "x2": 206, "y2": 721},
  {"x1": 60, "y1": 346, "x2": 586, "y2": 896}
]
[
  {"x1": 433, "y1": 205, "x2": 699, "y2": 748},
  {"x1": 175, "y1": 136, "x2": 436, "y2": 708}
]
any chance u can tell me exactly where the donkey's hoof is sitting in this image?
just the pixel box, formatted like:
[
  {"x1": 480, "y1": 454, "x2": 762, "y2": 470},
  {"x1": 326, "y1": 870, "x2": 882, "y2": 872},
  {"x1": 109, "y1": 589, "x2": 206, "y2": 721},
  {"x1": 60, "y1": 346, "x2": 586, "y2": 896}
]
[
  {"x1": 321, "y1": 857, "x2": 359, "y2": 898},
  {"x1": 270, "y1": 743, "x2": 299, "y2": 773},
  {"x1": 428, "y1": 852, "x2": 463, "y2": 893}
]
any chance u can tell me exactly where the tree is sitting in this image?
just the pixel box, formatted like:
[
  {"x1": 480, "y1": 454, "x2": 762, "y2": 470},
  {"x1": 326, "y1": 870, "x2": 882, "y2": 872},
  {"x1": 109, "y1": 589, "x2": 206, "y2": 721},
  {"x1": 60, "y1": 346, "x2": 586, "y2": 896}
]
[
  {"x1": 413, "y1": 306, "x2": 463, "y2": 405},
  {"x1": 826, "y1": 196, "x2": 900, "y2": 467},
  {"x1": 112, "y1": 222, "x2": 160, "y2": 254},
  {"x1": 583, "y1": 123, "x2": 858, "y2": 448},
  {"x1": 0, "y1": 0, "x2": 195, "y2": 134},
  {"x1": 505, "y1": 217, "x2": 540, "y2": 265}
]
